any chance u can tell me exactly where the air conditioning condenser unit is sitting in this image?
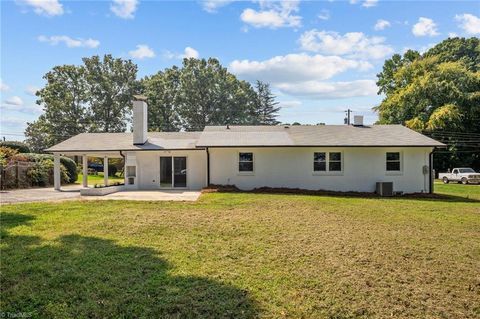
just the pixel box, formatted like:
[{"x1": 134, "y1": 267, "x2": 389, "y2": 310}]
[{"x1": 376, "y1": 182, "x2": 393, "y2": 196}]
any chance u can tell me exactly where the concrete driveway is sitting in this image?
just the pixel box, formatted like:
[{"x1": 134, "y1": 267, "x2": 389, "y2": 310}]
[
  {"x1": 1, "y1": 186, "x2": 201, "y2": 204},
  {"x1": 1, "y1": 185, "x2": 82, "y2": 204}
]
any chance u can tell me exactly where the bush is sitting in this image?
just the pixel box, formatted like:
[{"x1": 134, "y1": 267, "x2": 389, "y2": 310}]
[
  {"x1": 0, "y1": 147, "x2": 19, "y2": 166},
  {"x1": 0, "y1": 141, "x2": 30, "y2": 153},
  {"x1": 108, "y1": 165, "x2": 118, "y2": 176},
  {"x1": 60, "y1": 157, "x2": 78, "y2": 183},
  {"x1": 27, "y1": 159, "x2": 69, "y2": 186},
  {"x1": 10, "y1": 153, "x2": 77, "y2": 184}
]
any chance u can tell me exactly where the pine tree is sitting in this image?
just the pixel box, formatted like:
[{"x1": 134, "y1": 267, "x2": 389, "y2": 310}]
[{"x1": 255, "y1": 81, "x2": 280, "y2": 125}]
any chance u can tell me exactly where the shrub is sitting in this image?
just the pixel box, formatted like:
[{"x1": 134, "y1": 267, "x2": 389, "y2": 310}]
[
  {"x1": 108, "y1": 165, "x2": 118, "y2": 176},
  {"x1": 0, "y1": 141, "x2": 30, "y2": 153},
  {"x1": 0, "y1": 147, "x2": 19, "y2": 166},
  {"x1": 27, "y1": 159, "x2": 69, "y2": 186},
  {"x1": 60, "y1": 157, "x2": 78, "y2": 183},
  {"x1": 10, "y1": 153, "x2": 77, "y2": 184}
]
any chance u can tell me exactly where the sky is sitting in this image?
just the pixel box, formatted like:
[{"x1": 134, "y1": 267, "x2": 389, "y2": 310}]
[{"x1": 1, "y1": 0, "x2": 479, "y2": 140}]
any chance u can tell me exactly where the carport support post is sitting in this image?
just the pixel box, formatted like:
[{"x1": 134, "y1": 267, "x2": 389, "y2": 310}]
[
  {"x1": 82, "y1": 155, "x2": 88, "y2": 188},
  {"x1": 104, "y1": 156, "x2": 109, "y2": 187},
  {"x1": 53, "y1": 153, "x2": 61, "y2": 191}
]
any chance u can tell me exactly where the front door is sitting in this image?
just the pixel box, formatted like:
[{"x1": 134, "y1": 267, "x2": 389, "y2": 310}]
[{"x1": 160, "y1": 156, "x2": 187, "y2": 188}]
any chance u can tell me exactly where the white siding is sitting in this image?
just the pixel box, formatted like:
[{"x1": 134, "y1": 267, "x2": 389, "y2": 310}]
[
  {"x1": 127, "y1": 150, "x2": 207, "y2": 190},
  {"x1": 209, "y1": 147, "x2": 432, "y2": 194}
]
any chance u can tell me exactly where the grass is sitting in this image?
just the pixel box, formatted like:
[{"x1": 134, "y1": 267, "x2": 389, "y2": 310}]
[
  {"x1": 76, "y1": 173, "x2": 124, "y2": 186},
  {"x1": 1, "y1": 184, "x2": 479, "y2": 318}
]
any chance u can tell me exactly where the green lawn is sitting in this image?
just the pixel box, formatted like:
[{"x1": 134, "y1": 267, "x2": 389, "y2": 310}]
[
  {"x1": 76, "y1": 173, "x2": 124, "y2": 186},
  {"x1": 1, "y1": 184, "x2": 479, "y2": 318}
]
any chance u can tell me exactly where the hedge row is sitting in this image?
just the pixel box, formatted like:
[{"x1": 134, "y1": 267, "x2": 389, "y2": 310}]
[
  {"x1": 0, "y1": 141, "x2": 30, "y2": 153},
  {"x1": 10, "y1": 153, "x2": 78, "y2": 183}
]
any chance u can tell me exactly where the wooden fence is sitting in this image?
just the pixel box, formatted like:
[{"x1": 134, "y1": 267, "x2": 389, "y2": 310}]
[{"x1": 0, "y1": 162, "x2": 37, "y2": 190}]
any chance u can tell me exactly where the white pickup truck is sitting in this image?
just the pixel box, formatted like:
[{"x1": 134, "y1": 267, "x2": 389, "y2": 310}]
[{"x1": 439, "y1": 168, "x2": 480, "y2": 184}]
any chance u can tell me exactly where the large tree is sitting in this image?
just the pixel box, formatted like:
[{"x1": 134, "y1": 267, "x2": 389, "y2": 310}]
[
  {"x1": 141, "y1": 67, "x2": 181, "y2": 132},
  {"x1": 375, "y1": 37, "x2": 480, "y2": 170},
  {"x1": 83, "y1": 55, "x2": 138, "y2": 132},
  {"x1": 141, "y1": 58, "x2": 269, "y2": 131},
  {"x1": 25, "y1": 55, "x2": 138, "y2": 151},
  {"x1": 176, "y1": 58, "x2": 259, "y2": 131},
  {"x1": 32, "y1": 65, "x2": 89, "y2": 146}
]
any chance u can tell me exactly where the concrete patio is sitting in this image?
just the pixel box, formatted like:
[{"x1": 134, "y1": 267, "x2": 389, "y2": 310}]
[
  {"x1": 1, "y1": 186, "x2": 201, "y2": 204},
  {"x1": 83, "y1": 190, "x2": 201, "y2": 201}
]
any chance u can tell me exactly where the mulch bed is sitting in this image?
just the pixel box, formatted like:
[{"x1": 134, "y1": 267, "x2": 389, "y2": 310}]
[{"x1": 202, "y1": 184, "x2": 452, "y2": 200}]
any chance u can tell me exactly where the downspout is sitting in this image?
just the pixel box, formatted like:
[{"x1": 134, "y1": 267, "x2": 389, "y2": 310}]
[{"x1": 206, "y1": 147, "x2": 210, "y2": 186}]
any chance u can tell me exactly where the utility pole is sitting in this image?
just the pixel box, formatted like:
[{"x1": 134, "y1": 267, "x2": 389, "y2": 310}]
[{"x1": 344, "y1": 109, "x2": 352, "y2": 125}]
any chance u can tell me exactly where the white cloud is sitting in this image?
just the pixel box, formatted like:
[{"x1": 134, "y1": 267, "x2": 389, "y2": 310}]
[
  {"x1": 128, "y1": 44, "x2": 155, "y2": 59},
  {"x1": 229, "y1": 53, "x2": 371, "y2": 83},
  {"x1": 278, "y1": 100, "x2": 302, "y2": 108},
  {"x1": 183, "y1": 47, "x2": 199, "y2": 59},
  {"x1": 25, "y1": 85, "x2": 40, "y2": 96},
  {"x1": 448, "y1": 32, "x2": 458, "y2": 38},
  {"x1": 230, "y1": 52, "x2": 377, "y2": 100},
  {"x1": 276, "y1": 80, "x2": 377, "y2": 99},
  {"x1": 38, "y1": 35, "x2": 100, "y2": 48},
  {"x1": 17, "y1": 0, "x2": 64, "y2": 16},
  {"x1": 299, "y1": 30, "x2": 393, "y2": 59},
  {"x1": 4, "y1": 96, "x2": 24, "y2": 106},
  {"x1": 412, "y1": 17, "x2": 439, "y2": 37},
  {"x1": 201, "y1": 0, "x2": 234, "y2": 13},
  {"x1": 350, "y1": 0, "x2": 378, "y2": 8},
  {"x1": 374, "y1": 19, "x2": 390, "y2": 31},
  {"x1": 318, "y1": 9, "x2": 330, "y2": 21},
  {"x1": 455, "y1": 13, "x2": 480, "y2": 35},
  {"x1": 1, "y1": 104, "x2": 42, "y2": 114},
  {"x1": 164, "y1": 47, "x2": 199, "y2": 59},
  {"x1": 362, "y1": 0, "x2": 378, "y2": 8},
  {"x1": 240, "y1": 0, "x2": 302, "y2": 29},
  {"x1": 0, "y1": 79, "x2": 10, "y2": 92},
  {"x1": 110, "y1": 0, "x2": 138, "y2": 19}
]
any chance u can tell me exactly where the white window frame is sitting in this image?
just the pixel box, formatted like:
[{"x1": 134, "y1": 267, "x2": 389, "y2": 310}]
[
  {"x1": 385, "y1": 151, "x2": 403, "y2": 175},
  {"x1": 313, "y1": 151, "x2": 344, "y2": 175},
  {"x1": 238, "y1": 151, "x2": 254, "y2": 175}
]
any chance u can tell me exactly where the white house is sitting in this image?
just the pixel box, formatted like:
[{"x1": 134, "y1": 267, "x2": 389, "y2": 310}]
[{"x1": 46, "y1": 99, "x2": 445, "y2": 194}]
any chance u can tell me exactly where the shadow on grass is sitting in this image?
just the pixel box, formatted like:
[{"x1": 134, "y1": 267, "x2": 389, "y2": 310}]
[
  {"x1": 204, "y1": 185, "x2": 480, "y2": 203},
  {"x1": 0, "y1": 213, "x2": 259, "y2": 318}
]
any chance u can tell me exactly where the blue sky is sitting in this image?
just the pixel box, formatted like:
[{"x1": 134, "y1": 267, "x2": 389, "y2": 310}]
[{"x1": 1, "y1": 0, "x2": 479, "y2": 140}]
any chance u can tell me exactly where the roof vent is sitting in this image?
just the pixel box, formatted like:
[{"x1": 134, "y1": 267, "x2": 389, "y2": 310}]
[{"x1": 353, "y1": 115, "x2": 364, "y2": 126}]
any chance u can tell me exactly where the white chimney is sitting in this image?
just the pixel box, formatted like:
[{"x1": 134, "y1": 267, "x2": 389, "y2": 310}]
[
  {"x1": 133, "y1": 96, "x2": 148, "y2": 145},
  {"x1": 353, "y1": 115, "x2": 364, "y2": 126}
]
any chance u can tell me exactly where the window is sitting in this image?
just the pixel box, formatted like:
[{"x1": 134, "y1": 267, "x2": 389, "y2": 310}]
[
  {"x1": 313, "y1": 152, "x2": 326, "y2": 171},
  {"x1": 386, "y1": 152, "x2": 401, "y2": 171},
  {"x1": 239, "y1": 152, "x2": 254, "y2": 172},
  {"x1": 314, "y1": 152, "x2": 342, "y2": 172},
  {"x1": 329, "y1": 152, "x2": 342, "y2": 171}
]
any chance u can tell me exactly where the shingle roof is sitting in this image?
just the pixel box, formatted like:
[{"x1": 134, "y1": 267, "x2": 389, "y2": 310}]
[
  {"x1": 197, "y1": 125, "x2": 445, "y2": 147},
  {"x1": 45, "y1": 125, "x2": 445, "y2": 152},
  {"x1": 45, "y1": 132, "x2": 201, "y2": 152}
]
